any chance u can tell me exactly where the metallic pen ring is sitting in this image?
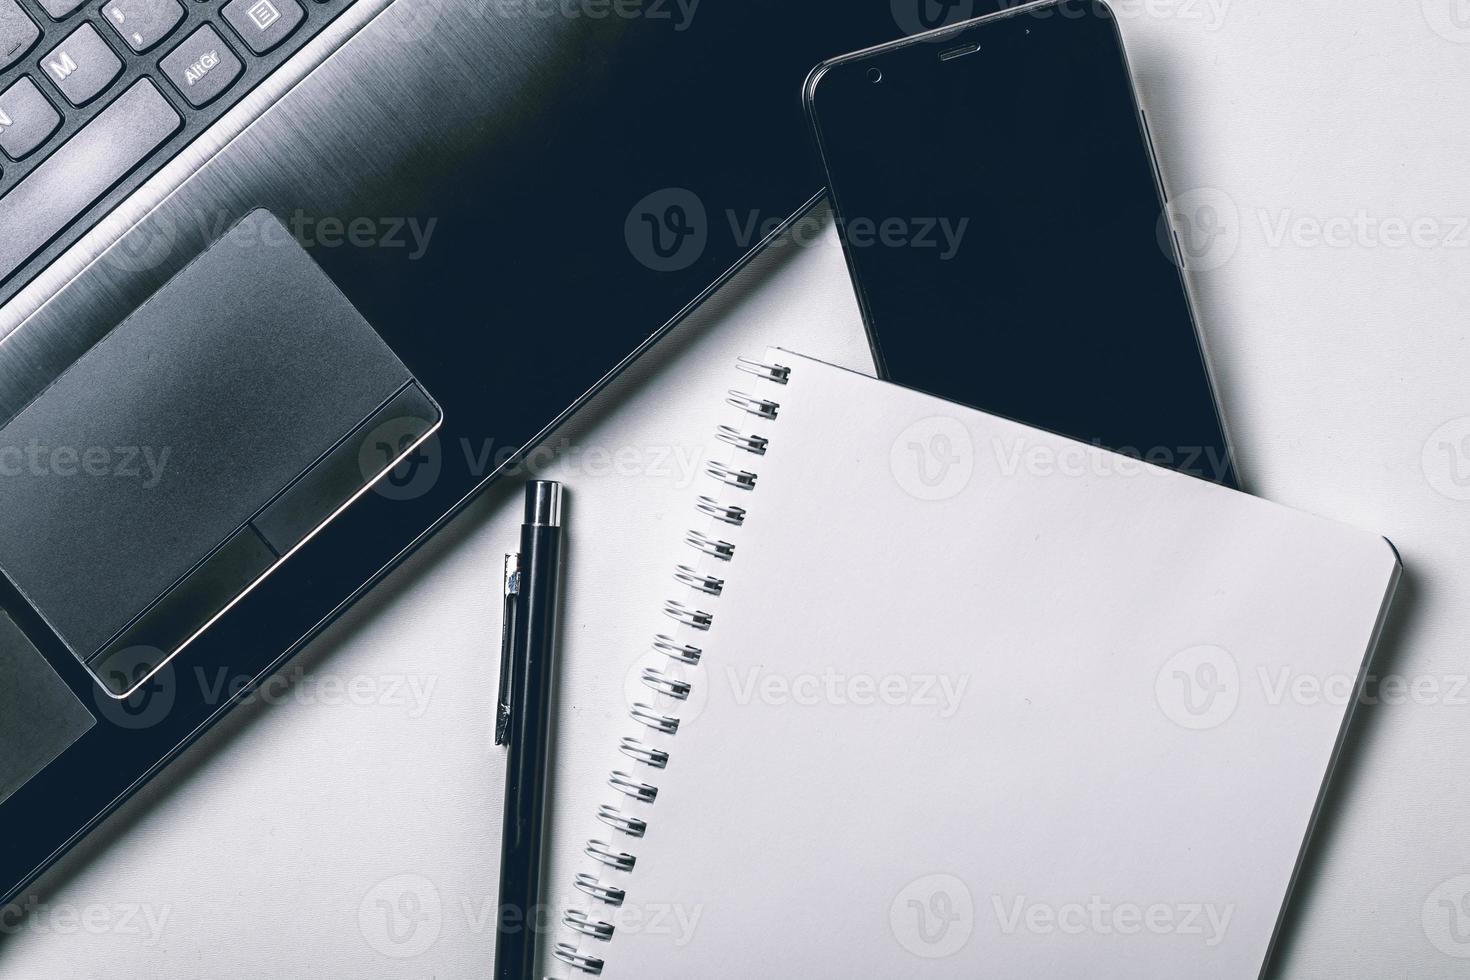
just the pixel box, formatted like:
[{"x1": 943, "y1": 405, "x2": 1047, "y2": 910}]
[
  {"x1": 597, "y1": 802, "x2": 649, "y2": 837},
  {"x1": 674, "y1": 564, "x2": 724, "y2": 596},
  {"x1": 641, "y1": 666, "x2": 692, "y2": 700},
  {"x1": 585, "y1": 839, "x2": 636, "y2": 872},
  {"x1": 609, "y1": 770, "x2": 659, "y2": 803},
  {"x1": 726, "y1": 389, "x2": 780, "y2": 420},
  {"x1": 630, "y1": 702, "x2": 680, "y2": 735},
  {"x1": 695, "y1": 495, "x2": 746, "y2": 526},
  {"x1": 574, "y1": 872, "x2": 626, "y2": 907},
  {"x1": 563, "y1": 910, "x2": 616, "y2": 942},
  {"x1": 663, "y1": 599, "x2": 713, "y2": 630},
  {"x1": 706, "y1": 460, "x2": 758, "y2": 490},
  {"x1": 553, "y1": 942, "x2": 605, "y2": 975},
  {"x1": 716, "y1": 424, "x2": 768, "y2": 456},
  {"x1": 685, "y1": 530, "x2": 734, "y2": 561},
  {"x1": 735, "y1": 357, "x2": 791, "y2": 384},
  {"x1": 620, "y1": 736, "x2": 670, "y2": 769},
  {"x1": 653, "y1": 633, "x2": 702, "y2": 665}
]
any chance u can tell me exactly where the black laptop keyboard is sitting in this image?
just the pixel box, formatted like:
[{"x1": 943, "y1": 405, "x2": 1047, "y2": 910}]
[{"x1": 0, "y1": 0, "x2": 358, "y2": 289}]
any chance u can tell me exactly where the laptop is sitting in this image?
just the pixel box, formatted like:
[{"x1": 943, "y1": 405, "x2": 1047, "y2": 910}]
[{"x1": 0, "y1": 0, "x2": 912, "y2": 908}]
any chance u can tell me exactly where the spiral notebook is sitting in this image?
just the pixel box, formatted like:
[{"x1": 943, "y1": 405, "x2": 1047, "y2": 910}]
[{"x1": 551, "y1": 349, "x2": 1400, "y2": 979}]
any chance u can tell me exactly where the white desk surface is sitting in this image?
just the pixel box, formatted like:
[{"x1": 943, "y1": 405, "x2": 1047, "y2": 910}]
[{"x1": 5, "y1": 4, "x2": 1470, "y2": 978}]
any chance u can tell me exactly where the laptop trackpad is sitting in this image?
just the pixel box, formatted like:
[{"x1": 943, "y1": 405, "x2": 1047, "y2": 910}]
[{"x1": 0, "y1": 210, "x2": 441, "y2": 697}]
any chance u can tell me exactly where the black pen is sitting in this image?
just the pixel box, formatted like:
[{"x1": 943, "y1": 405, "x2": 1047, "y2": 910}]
[{"x1": 495, "y1": 481, "x2": 564, "y2": 980}]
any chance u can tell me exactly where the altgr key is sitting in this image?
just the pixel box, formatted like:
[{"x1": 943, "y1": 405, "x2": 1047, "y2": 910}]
[{"x1": 160, "y1": 26, "x2": 242, "y2": 107}]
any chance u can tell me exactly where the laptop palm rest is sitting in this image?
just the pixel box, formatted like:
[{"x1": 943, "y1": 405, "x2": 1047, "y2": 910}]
[{"x1": 0, "y1": 210, "x2": 441, "y2": 698}]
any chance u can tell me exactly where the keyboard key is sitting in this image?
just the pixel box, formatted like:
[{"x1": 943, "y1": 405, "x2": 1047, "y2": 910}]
[
  {"x1": 221, "y1": 0, "x2": 303, "y2": 54},
  {"x1": 0, "y1": 77, "x2": 62, "y2": 160},
  {"x1": 102, "y1": 0, "x2": 185, "y2": 53},
  {"x1": 0, "y1": 0, "x2": 39, "y2": 71},
  {"x1": 159, "y1": 25, "x2": 241, "y2": 107},
  {"x1": 35, "y1": 0, "x2": 88, "y2": 19},
  {"x1": 40, "y1": 24, "x2": 123, "y2": 106},
  {"x1": 0, "y1": 80, "x2": 181, "y2": 284}
]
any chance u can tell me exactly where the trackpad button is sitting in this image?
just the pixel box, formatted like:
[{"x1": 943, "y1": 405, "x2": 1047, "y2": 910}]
[
  {"x1": 0, "y1": 613, "x2": 95, "y2": 806},
  {"x1": 0, "y1": 209, "x2": 441, "y2": 694}
]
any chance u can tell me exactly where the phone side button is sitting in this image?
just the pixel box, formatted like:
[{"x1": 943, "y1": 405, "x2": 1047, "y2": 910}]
[{"x1": 1140, "y1": 110, "x2": 1169, "y2": 203}]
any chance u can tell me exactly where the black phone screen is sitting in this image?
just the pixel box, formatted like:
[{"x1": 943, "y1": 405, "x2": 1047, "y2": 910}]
[{"x1": 808, "y1": 0, "x2": 1235, "y2": 485}]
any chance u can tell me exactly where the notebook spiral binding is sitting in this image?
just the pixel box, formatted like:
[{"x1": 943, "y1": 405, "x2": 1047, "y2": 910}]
[{"x1": 551, "y1": 356, "x2": 788, "y2": 977}]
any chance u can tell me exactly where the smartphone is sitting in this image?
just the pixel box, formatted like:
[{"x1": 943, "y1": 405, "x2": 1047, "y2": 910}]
[{"x1": 805, "y1": 0, "x2": 1236, "y2": 486}]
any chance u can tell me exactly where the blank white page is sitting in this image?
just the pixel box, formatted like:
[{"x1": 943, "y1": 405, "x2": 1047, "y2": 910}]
[{"x1": 587, "y1": 349, "x2": 1399, "y2": 980}]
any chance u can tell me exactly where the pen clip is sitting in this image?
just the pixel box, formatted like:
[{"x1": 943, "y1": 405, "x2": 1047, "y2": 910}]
[{"x1": 495, "y1": 553, "x2": 521, "y2": 747}]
